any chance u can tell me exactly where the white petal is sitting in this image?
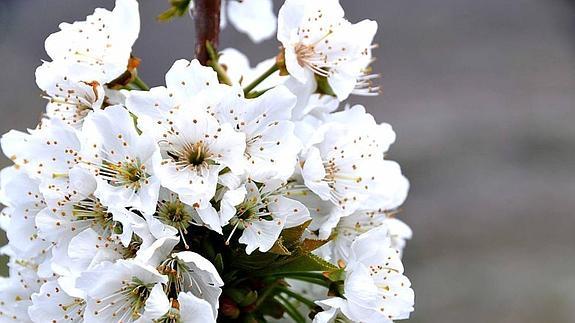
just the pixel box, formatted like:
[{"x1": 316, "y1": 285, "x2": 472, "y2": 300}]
[
  {"x1": 173, "y1": 251, "x2": 224, "y2": 316},
  {"x1": 142, "y1": 284, "x2": 171, "y2": 320},
  {"x1": 165, "y1": 59, "x2": 224, "y2": 106},
  {"x1": 29, "y1": 280, "x2": 85, "y2": 323},
  {"x1": 240, "y1": 216, "x2": 286, "y2": 254},
  {"x1": 178, "y1": 291, "x2": 217, "y2": 322},
  {"x1": 227, "y1": 0, "x2": 276, "y2": 43},
  {"x1": 135, "y1": 235, "x2": 180, "y2": 268}
]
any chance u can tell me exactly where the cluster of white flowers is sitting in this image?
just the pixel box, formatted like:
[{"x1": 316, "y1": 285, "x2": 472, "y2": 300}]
[{"x1": 0, "y1": 0, "x2": 415, "y2": 322}]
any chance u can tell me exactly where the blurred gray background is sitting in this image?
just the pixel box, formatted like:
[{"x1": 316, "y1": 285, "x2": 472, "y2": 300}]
[{"x1": 1, "y1": 0, "x2": 574, "y2": 322}]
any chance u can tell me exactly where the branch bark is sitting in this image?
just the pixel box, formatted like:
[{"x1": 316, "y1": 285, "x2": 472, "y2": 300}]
[{"x1": 194, "y1": 0, "x2": 221, "y2": 65}]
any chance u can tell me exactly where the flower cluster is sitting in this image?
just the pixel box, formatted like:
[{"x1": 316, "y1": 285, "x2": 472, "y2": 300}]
[{"x1": 0, "y1": 0, "x2": 414, "y2": 322}]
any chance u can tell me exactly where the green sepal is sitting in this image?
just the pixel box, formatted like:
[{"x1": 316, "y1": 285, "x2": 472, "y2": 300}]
[
  {"x1": 325, "y1": 268, "x2": 346, "y2": 282},
  {"x1": 315, "y1": 75, "x2": 336, "y2": 97},
  {"x1": 214, "y1": 253, "x2": 224, "y2": 274}
]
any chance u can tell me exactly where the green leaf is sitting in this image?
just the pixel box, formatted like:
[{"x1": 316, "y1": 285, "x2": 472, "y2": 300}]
[
  {"x1": 276, "y1": 295, "x2": 306, "y2": 323},
  {"x1": 260, "y1": 253, "x2": 338, "y2": 275}
]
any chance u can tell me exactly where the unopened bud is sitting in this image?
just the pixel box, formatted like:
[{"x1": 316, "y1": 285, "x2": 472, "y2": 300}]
[{"x1": 220, "y1": 296, "x2": 240, "y2": 319}]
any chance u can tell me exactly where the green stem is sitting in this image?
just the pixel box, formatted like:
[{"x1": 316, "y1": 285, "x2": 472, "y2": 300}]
[
  {"x1": 276, "y1": 295, "x2": 306, "y2": 323},
  {"x1": 206, "y1": 41, "x2": 232, "y2": 86},
  {"x1": 243, "y1": 63, "x2": 279, "y2": 96},
  {"x1": 131, "y1": 75, "x2": 149, "y2": 91},
  {"x1": 269, "y1": 272, "x2": 328, "y2": 279},
  {"x1": 278, "y1": 287, "x2": 317, "y2": 308}
]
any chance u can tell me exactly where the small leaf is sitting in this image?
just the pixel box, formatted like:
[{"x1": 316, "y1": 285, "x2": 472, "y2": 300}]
[
  {"x1": 281, "y1": 220, "x2": 312, "y2": 246},
  {"x1": 269, "y1": 238, "x2": 291, "y2": 256},
  {"x1": 300, "y1": 236, "x2": 331, "y2": 253},
  {"x1": 157, "y1": 0, "x2": 192, "y2": 22},
  {"x1": 157, "y1": 7, "x2": 179, "y2": 21}
]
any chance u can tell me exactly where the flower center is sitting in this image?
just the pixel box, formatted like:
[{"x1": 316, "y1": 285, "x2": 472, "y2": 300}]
[
  {"x1": 122, "y1": 234, "x2": 144, "y2": 259},
  {"x1": 158, "y1": 200, "x2": 193, "y2": 231},
  {"x1": 167, "y1": 141, "x2": 216, "y2": 172},
  {"x1": 97, "y1": 159, "x2": 148, "y2": 190},
  {"x1": 158, "y1": 257, "x2": 188, "y2": 298},
  {"x1": 45, "y1": 81, "x2": 100, "y2": 125},
  {"x1": 72, "y1": 197, "x2": 121, "y2": 235},
  {"x1": 155, "y1": 307, "x2": 182, "y2": 323},
  {"x1": 295, "y1": 43, "x2": 317, "y2": 67},
  {"x1": 59, "y1": 299, "x2": 86, "y2": 314},
  {"x1": 157, "y1": 198, "x2": 195, "y2": 249},
  {"x1": 186, "y1": 142, "x2": 209, "y2": 166},
  {"x1": 123, "y1": 278, "x2": 154, "y2": 319}
]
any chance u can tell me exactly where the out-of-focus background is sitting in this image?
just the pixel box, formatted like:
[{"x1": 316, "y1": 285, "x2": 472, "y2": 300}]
[{"x1": 1, "y1": 0, "x2": 574, "y2": 322}]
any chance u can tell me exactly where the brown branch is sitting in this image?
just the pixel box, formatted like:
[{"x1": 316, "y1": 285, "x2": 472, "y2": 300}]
[{"x1": 194, "y1": 0, "x2": 221, "y2": 65}]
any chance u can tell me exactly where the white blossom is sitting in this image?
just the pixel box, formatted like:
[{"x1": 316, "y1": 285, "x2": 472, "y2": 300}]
[
  {"x1": 76, "y1": 259, "x2": 169, "y2": 322},
  {"x1": 300, "y1": 106, "x2": 408, "y2": 215},
  {"x1": 150, "y1": 107, "x2": 245, "y2": 232},
  {"x1": 210, "y1": 85, "x2": 301, "y2": 182},
  {"x1": 125, "y1": 59, "x2": 230, "y2": 123},
  {"x1": 227, "y1": 181, "x2": 310, "y2": 254},
  {"x1": 0, "y1": 258, "x2": 47, "y2": 322},
  {"x1": 277, "y1": 0, "x2": 378, "y2": 100},
  {"x1": 80, "y1": 105, "x2": 161, "y2": 214},
  {"x1": 331, "y1": 210, "x2": 413, "y2": 263},
  {"x1": 316, "y1": 227, "x2": 415, "y2": 323},
  {"x1": 29, "y1": 280, "x2": 86, "y2": 323},
  {"x1": 0, "y1": 0, "x2": 415, "y2": 320},
  {"x1": 44, "y1": 0, "x2": 140, "y2": 83},
  {"x1": 0, "y1": 168, "x2": 50, "y2": 259},
  {"x1": 136, "y1": 236, "x2": 224, "y2": 318},
  {"x1": 282, "y1": 180, "x2": 344, "y2": 240},
  {"x1": 35, "y1": 61, "x2": 105, "y2": 128}
]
